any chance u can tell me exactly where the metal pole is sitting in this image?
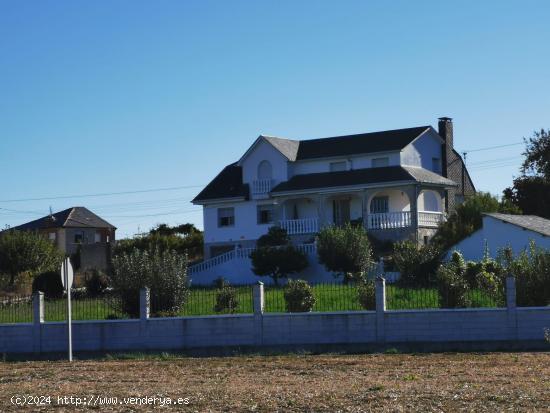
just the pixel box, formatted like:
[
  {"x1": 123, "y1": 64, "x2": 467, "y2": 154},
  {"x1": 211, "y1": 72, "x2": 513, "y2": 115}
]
[{"x1": 65, "y1": 258, "x2": 73, "y2": 362}]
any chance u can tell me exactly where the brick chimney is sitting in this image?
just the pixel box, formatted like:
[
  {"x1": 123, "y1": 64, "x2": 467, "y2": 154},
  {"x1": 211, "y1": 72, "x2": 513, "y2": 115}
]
[{"x1": 438, "y1": 117, "x2": 453, "y2": 178}]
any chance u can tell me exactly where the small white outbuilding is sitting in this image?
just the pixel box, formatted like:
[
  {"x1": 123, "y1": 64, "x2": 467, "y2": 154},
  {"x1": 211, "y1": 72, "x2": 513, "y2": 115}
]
[{"x1": 447, "y1": 213, "x2": 550, "y2": 261}]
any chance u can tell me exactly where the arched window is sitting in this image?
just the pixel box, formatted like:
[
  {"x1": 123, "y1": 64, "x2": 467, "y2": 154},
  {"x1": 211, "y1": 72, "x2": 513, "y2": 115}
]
[
  {"x1": 422, "y1": 191, "x2": 440, "y2": 212},
  {"x1": 257, "y1": 160, "x2": 272, "y2": 180}
]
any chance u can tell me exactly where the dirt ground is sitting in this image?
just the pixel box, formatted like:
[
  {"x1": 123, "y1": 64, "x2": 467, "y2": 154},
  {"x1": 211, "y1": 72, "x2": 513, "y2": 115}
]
[{"x1": 0, "y1": 352, "x2": 549, "y2": 412}]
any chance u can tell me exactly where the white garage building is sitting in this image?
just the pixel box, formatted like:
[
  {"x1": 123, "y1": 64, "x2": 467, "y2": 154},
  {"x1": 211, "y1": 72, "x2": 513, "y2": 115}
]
[{"x1": 448, "y1": 213, "x2": 550, "y2": 261}]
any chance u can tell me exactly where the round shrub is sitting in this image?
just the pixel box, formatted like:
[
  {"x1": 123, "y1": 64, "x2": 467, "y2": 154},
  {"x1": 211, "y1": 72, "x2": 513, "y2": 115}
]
[
  {"x1": 436, "y1": 264, "x2": 471, "y2": 308},
  {"x1": 357, "y1": 281, "x2": 376, "y2": 310},
  {"x1": 84, "y1": 270, "x2": 110, "y2": 297},
  {"x1": 32, "y1": 270, "x2": 64, "y2": 299},
  {"x1": 110, "y1": 249, "x2": 189, "y2": 317},
  {"x1": 283, "y1": 279, "x2": 316, "y2": 312},
  {"x1": 214, "y1": 285, "x2": 239, "y2": 313}
]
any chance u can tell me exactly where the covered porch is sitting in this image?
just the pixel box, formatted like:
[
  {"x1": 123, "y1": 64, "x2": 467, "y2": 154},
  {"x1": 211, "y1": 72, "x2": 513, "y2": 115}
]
[{"x1": 273, "y1": 185, "x2": 446, "y2": 235}]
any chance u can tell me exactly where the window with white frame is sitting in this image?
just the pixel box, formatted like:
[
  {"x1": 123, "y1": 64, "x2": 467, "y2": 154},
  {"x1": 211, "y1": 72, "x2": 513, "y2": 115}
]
[
  {"x1": 94, "y1": 232, "x2": 101, "y2": 243},
  {"x1": 370, "y1": 196, "x2": 389, "y2": 214},
  {"x1": 329, "y1": 161, "x2": 347, "y2": 172},
  {"x1": 218, "y1": 207, "x2": 235, "y2": 227},
  {"x1": 372, "y1": 157, "x2": 389, "y2": 168},
  {"x1": 48, "y1": 232, "x2": 56, "y2": 241},
  {"x1": 257, "y1": 204, "x2": 274, "y2": 224}
]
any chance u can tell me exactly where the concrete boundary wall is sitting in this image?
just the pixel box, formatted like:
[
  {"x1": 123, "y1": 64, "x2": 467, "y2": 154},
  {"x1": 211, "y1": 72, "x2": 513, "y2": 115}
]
[{"x1": 1, "y1": 278, "x2": 549, "y2": 355}]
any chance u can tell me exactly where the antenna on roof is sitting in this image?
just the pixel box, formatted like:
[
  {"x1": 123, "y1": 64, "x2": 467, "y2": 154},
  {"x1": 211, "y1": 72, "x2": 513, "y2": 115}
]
[{"x1": 48, "y1": 206, "x2": 56, "y2": 222}]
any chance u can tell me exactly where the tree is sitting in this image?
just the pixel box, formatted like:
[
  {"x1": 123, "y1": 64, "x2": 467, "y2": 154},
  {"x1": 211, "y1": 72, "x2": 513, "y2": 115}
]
[
  {"x1": 0, "y1": 230, "x2": 63, "y2": 287},
  {"x1": 114, "y1": 223, "x2": 203, "y2": 261},
  {"x1": 431, "y1": 192, "x2": 521, "y2": 251},
  {"x1": 110, "y1": 248, "x2": 189, "y2": 317},
  {"x1": 503, "y1": 129, "x2": 550, "y2": 218},
  {"x1": 250, "y1": 227, "x2": 308, "y2": 285},
  {"x1": 520, "y1": 129, "x2": 550, "y2": 178},
  {"x1": 316, "y1": 223, "x2": 373, "y2": 282},
  {"x1": 504, "y1": 176, "x2": 550, "y2": 219}
]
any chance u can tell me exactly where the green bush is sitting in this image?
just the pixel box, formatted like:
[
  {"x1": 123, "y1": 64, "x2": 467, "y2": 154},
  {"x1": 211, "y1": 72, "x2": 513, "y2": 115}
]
[
  {"x1": 284, "y1": 279, "x2": 316, "y2": 312},
  {"x1": 0, "y1": 230, "x2": 63, "y2": 287},
  {"x1": 436, "y1": 251, "x2": 471, "y2": 308},
  {"x1": 357, "y1": 281, "x2": 376, "y2": 310},
  {"x1": 498, "y1": 242, "x2": 550, "y2": 307},
  {"x1": 251, "y1": 227, "x2": 308, "y2": 285},
  {"x1": 392, "y1": 241, "x2": 442, "y2": 286},
  {"x1": 32, "y1": 271, "x2": 64, "y2": 299},
  {"x1": 214, "y1": 285, "x2": 239, "y2": 313},
  {"x1": 317, "y1": 224, "x2": 373, "y2": 282},
  {"x1": 84, "y1": 270, "x2": 110, "y2": 297},
  {"x1": 110, "y1": 249, "x2": 189, "y2": 317}
]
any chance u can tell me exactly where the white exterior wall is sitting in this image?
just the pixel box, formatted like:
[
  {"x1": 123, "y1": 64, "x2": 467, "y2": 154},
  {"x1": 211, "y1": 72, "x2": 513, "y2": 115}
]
[
  {"x1": 400, "y1": 130, "x2": 442, "y2": 170},
  {"x1": 241, "y1": 140, "x2": 289, "y2": 185},
  {"x1": 203, "y1": 200, "x2": 274, "y2": 244},
  {"x1": 417, "y1": 190, "x2": 443, "y2": 212},
  {"x1": 367, "y1": 189, "x2": 411, "y2": 212},
  {"x1": 290, "y1": 152, "x2": 401, "y2": 176},
  {"x1": 448, "y1": 215, "x2": 550, "y2": 261}
]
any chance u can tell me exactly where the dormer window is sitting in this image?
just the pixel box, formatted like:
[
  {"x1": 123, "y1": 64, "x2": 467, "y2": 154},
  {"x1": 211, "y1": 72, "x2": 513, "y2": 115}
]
[
  {"x1": 330, "y1": 161, "x2": 347, "y2": 172},
  {"x1": 372, "y1": 157, "x2": 389, "y2": 168}
]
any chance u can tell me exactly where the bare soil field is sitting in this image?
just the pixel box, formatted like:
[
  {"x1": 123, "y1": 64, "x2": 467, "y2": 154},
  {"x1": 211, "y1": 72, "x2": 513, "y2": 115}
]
[{"x1": 0, "y1": 352, "x2": 549, "y2": 412}]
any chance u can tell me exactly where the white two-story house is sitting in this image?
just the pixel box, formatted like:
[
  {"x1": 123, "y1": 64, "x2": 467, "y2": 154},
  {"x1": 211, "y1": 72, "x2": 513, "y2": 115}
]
[{"x1": 193, "y1": 117, "x2": 475, "y2": 261}]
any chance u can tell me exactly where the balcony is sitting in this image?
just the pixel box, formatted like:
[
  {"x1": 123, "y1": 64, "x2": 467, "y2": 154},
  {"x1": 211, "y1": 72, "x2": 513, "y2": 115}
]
[
  {"x1": 418, "y1": 211, "x2": 446, "y2": 227},
  {"x1": 367, "y1": 211, "x2": 445, "y2": 230},
  {"x1": 252, "y1": 179, "x2": 273, "y2": 195},
  {"x1": 367, "y1": 212, "x2": 413, "y2": 230},
  {"x1": 279, "y1": 218, "x2": 319, "y2": 235}
]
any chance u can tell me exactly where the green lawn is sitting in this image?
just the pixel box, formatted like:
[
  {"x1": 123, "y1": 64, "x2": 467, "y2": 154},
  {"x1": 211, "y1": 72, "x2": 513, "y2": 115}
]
[{"x1": 0, "y1": 284, "x2": 505, "y2": 324}]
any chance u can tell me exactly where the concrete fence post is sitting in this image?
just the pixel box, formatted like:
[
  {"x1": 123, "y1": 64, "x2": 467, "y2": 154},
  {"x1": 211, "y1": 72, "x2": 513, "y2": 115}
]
[
  {"x1": 253, "y1": 282, "x2": 264, "y2": 315},
  {"x1": 140, "y1": 288, "x2": 150, "y2": 321},
  {"x1": 506, "y1": 276, "x2": 516, "y2": 310},
  {"x1": 253, "y1": 282, "x2": 264, "y2": 346},
  {"x1": 375, "y1": 277, "x2": 386, "y2": 343},
  {"x1": 506, "y1": 276, "x2": 518, "y2": 341},
  {"x1": 33, "y1": 291, "x2": 44, "y2": 325},
  {"x1": 32, "y1": 291, "x2": 44, "y2": 353}
]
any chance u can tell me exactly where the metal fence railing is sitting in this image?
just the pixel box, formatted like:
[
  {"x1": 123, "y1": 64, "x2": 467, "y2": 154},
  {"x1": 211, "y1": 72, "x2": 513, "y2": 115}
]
[
  {"x1": 0, "y1": 295, "x2": 33, "y2": 324},
  {"x1": 385, "y1": 284, "x2": 506, "y2": 310},
  {"x1": 0, "y1": 280, "x2": 524, "y2": 323},
  {"x1": 44, "y1": 292, "x2": 130, "y2": 322},
  {"x1": 149, "y1": 286, "x2": 255, "y2": 317}
]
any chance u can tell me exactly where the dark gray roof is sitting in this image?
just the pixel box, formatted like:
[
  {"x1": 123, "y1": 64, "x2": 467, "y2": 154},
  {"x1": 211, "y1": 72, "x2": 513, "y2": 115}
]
[
  {"x1": 293, "y1": 126, "x2": 432, "y2": 160},
  {"x1": 484, "y1": 213, "x2": 550, "y2": 237},
  {"x1": 13, "y1": 207, "x2": 116, "y2": 231},
  {"x1": 271, "y1": 166, "x2": 456, "y2": 194},
  {"x1": 192, "y1": 163, "x2": 249, "y2": 202}
]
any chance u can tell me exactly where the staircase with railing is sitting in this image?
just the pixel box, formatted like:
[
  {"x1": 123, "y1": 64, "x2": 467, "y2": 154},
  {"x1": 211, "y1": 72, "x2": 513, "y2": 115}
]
[{"x1": 189, "y1": 244, "x2": 316, "y2": 275}]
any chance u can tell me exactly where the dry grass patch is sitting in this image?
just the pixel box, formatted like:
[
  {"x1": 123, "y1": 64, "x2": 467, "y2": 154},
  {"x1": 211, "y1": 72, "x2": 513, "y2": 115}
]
[{"x1": 0, "y1": 352, "x2": 549, "y2": 412}]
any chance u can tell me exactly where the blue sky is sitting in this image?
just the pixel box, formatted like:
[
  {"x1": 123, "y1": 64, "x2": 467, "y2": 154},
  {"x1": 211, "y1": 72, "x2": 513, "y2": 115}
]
[{"x1": 1, "y1": 1, "x2": 549, "y2": 238}]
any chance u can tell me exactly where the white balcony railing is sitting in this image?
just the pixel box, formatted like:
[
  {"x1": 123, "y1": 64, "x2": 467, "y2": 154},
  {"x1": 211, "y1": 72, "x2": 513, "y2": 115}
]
[
  {"x1": 279, "y1": 218, "x2": 319, "y2": 235},
  {"x1": 367, "y1": 211, "x2": 445, "y2": 230},
  {"x1": 418, "y1": 211, "x2": 446, "y2": 227},
  {"x1": 252, "y1": 179, "x2": 273, "y2": 195},
  {"x1": 367, "y1": 211, "x2": 413, "y2": 230}
]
